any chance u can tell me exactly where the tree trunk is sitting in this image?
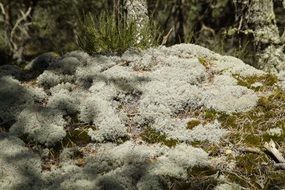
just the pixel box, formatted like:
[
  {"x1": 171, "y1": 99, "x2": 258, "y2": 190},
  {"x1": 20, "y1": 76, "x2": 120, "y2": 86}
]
[
  {"x1": 235, "y1": 0, "x2": 285, "y2": 72},
  {"x1": 124, "y1": 0, "x2": 149, "y2": 44}
]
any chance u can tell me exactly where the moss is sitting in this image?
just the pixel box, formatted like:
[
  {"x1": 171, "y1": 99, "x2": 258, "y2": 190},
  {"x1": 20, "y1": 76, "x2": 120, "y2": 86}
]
[
  {"x1": 225, "y1": 153, "x2": 268, "y2": 188},
  {"x1": 198, "y1": 56, "x2": 213, "y2": 70},
  {"x1": 264, "y1": 171, "x2": 285, "y2": 190},
  {"x1": 63, "y1": 128, "x2": 91, "y2": 147},
  {"x1": 167, "y1": 175, "x2": 218, "y2": 190},
  {"x1": 218, "y1": 113, "x2": 238, "y2": 128},
  {"x1": 187, "y1": 165, "x2": 217, "y2": 178},
  {"x1": 243, "y1": 135, "x2": 263, "y2": 147},
  {"x1": 212, "y1": 89, "x2": 285, "y2": 146},
  {"x1": 204, "y1": 109, "x2": 218, "y2": 121},
  {"x1": 178, "y1": 81, "x2": 285, "y2": 189},
  {"x1": 140, "y1": 127, "x2": 178, "y2": 147},
  {"x1": 190, "y1": 141, "x2": 220, "y2": 156},
  {"x1": 227, "y1": 173, "x2": 252, "y2": 188},
  {"x1": 186, "y1": 119, "x2": 201, "y2": 129},
  {"x1": 233, "y1": 73, "x2": 278, "y2": 91}
]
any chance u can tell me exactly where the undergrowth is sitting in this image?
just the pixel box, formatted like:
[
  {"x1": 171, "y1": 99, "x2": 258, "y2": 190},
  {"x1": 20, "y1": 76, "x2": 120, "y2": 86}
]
[
  {"x1": 76, "y1": 11, "x2": 160, "y2": 55},
  {"x1": 173, "y1": 73, "x2": 285, "y2": 189}
]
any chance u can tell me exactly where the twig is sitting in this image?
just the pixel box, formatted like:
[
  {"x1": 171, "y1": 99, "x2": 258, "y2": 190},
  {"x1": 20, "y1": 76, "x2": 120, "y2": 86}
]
[
  {"x1": 0, "y1": 3, "x2": 5, "y2": 16},
  {"x1": 264, "y1": 139, "x2": 285, "y2": 163},
  {"x1": 161, "y1": 27, "x2": 174, "y2": 45},
  {"x1": 10, "y1": 7, "x2": 32, "y2": 50},
  {"x1": 274, "y1": 163, "x2": 285, "y2": 170},
  {"x1": 237, "y1": 147, "x2": 262, "y2": 154},
  {"x1": 223, "y1": 170, "x2": 255, "y2": 189},
  {"x1": 237, "y1": 16, "x2": 243, "y2": 33}
]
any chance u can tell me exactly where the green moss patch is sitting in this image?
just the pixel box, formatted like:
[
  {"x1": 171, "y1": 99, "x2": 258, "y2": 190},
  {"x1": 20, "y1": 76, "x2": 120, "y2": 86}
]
[
  {"x1": 140, "y1": 127, "x2": 178, "y2": 147},
  {"x1": 204, "y1": 109, "x2": 218, "y2": 122},
  {"x1": 167, "y1": 174, "x2": 218, "y2": 190},
  {"x1": 187, "y1": 119, "x2": 201, "y2": 129},
  {"x1": 179, "y1": 87, "x2": 285, "y2": 189},
  {"x1": 200, "y1": 89, "x2": 285, "y2": 148},
  {"x1": 236, "y1": 153, "x2": 268, "y2": 175},
  {"x1": 264, "y1": 171, "x2": 285, "y2": 190},
  {"x1": 234, "y1": 73, "x2": 278, "y2": 91}
]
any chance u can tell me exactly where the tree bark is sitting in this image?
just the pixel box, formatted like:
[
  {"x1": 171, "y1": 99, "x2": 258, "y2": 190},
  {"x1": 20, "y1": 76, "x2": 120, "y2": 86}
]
[
  {"x1": 235, "y1": 0, "x2": 285, "y2": 72},
  {"x1": 124, "y1": 0, "x2": 149, "y2": 44}
]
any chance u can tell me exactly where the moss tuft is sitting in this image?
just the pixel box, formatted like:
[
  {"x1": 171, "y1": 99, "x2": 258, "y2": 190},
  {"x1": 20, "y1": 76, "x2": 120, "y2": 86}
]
[
  {"x1": 265, "y1": 171, "x2": 285, "y2": 189},
  {"x1": 204, "y1": 109, "x2": 218, "y2": 121},
  {"x1": 140, "y1": 127, "x2": 178, "y2": 147},
  {"x1": 186, "y1": 119, "x2": 201, "y2": 129},
  {"x1": 233, "y1": 73, "x2": 278, "y2": 91},
  {"x1": 198, "y1": 56, "x2": 212, "y2": 69}
]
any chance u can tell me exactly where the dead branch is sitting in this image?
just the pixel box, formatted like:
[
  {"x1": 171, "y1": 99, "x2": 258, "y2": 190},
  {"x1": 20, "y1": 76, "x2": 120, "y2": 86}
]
[
  {"x1": 161, "y1": 27, "x2": 174, "y2": 45},
  {"x1": 237, "y1": 147, "x2": 262, "y2": 154},
  {"x1": 274, "y1": 163, "x2": 285, "y2": 170},
  {"x1": 264, "y1": 139, "x2": 285, "y2": 163},
  {"x1": 10, "y1": 6, "x2": 32, "y2": 50},
  {"x1": 0, "y1": 3, "x2": 5, "y2": 16}
]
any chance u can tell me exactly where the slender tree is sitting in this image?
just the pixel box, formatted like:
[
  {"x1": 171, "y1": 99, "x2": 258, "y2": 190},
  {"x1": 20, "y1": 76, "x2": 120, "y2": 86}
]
[{"x1": 125, "y1": 0, "x2": 149, "y2": 44}]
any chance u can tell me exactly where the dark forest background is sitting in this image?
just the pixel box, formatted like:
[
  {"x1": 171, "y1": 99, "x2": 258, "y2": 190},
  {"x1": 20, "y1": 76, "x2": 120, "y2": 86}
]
[{"x1": 1, "y1": 0, "x2": 285, "y2": 71}]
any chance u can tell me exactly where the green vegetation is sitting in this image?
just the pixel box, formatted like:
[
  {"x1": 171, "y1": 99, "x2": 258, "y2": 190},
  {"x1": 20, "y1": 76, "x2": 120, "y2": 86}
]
[
  {"x1": 77, "y1": 12, "x2": 160, "y2": 55},
  {"x1": 176, "y1": 73, "x2": 285, "y2": 189},
  {"x1": 186, "y1": 119, "x2": 201, "y2": 129},
  {"x1": 234, "y1": 73, "x2": 278, "y2": 91},
  {"x1": 211, "y1": 89, "x2": 285, "y2": 148},
  {"x1": 140, "y1": 127, "x2": 178, "y2": 147},
  {"x1": 198, "y1": 57, "x2": 212, "y2": 69}
]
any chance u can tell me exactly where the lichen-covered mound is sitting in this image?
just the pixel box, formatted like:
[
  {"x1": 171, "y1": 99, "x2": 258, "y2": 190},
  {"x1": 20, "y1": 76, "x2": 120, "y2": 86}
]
[{"x1": 1, "y1": 44, "x2": 285, "y2": 189}]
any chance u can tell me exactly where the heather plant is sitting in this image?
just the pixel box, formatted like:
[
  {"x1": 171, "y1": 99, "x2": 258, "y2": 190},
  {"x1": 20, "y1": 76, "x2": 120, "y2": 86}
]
[{"x1": 77, "y1": 11, "x2": 160, "y2": 55}]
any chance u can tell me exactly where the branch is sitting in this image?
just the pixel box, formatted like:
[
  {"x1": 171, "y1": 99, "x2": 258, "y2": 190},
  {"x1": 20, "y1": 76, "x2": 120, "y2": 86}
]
[
  {"x1": 0, "y1": 3, "x2": 5, "y2": 16},
  {"x1": 161, "y1": 27, "x2": 174, "y2": 45},
  {"x1": 274, "y1": 163, "x2": 285, "y2": 170},
  {"x1": 264, "y1": 139, "x2": 285, "y2": 163},
  {"x1": 237, "y1": 147, "x2": 262, "y2": 154},
  {"x1": 10, "y1": 7, "x2": 32, "y2": 50}
]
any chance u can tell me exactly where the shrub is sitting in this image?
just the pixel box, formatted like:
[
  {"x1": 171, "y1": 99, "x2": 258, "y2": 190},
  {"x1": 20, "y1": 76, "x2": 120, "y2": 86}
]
[{"x1": 76, "y1": 11, "x2": 160, "y2": 55}]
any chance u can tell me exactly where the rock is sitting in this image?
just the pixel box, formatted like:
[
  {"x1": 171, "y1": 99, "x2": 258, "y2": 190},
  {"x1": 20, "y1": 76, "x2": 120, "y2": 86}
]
[
  {"x1": 0, "y1": 64, "x2": 24, "y2": 80},
  {"x1": 25, "y1": 52, "x2": 60, "y2": 77}
]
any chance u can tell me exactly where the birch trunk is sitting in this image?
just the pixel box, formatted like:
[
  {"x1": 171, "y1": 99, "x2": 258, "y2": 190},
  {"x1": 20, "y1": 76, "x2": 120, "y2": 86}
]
[{"x1": 124, "y1": 0, "x2": 149, "y2": 44}]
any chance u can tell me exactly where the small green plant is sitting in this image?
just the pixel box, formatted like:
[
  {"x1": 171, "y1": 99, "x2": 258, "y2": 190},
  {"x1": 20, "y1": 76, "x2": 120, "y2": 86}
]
[{"x1": 77, "y1": 11, "x2": 160, "y2": 55}]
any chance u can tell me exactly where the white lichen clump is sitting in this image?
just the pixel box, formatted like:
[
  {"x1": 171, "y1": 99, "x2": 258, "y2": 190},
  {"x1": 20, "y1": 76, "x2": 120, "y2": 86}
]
[
  {"x1": 266, "y1": 127, "x2": 283, "y2": 137},
  {"x1": 9, "y1": 106, "x2": 67, "y2": 146},
  {"x1": 5, "y1": 44, "x2": 264, "y2": 146},
  {"x1": 0, "y1": 43, "x2": 269, "y2": 189},
  {"x1": 0, "y1": 134, "x2": 42, "y2": 190}
]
